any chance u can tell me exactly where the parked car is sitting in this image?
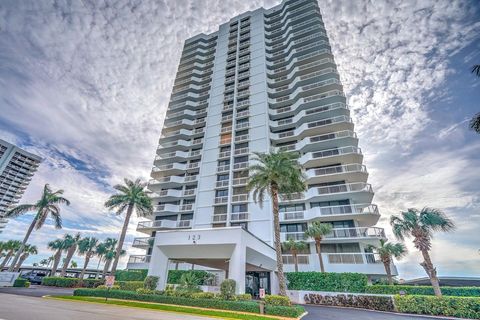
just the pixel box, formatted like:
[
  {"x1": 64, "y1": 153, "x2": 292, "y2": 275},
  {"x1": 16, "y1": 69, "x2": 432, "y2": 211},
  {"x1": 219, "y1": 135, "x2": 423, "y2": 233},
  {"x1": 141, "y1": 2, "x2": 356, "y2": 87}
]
[{"x1": 23, "y1": 272, "x2": 47, "y2": 284}]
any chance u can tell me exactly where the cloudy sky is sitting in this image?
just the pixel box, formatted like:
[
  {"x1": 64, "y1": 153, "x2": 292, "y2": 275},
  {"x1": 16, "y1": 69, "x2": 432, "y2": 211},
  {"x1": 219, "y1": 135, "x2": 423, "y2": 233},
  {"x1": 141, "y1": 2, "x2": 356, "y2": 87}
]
[{"x1": 0, "y1": 0, "x2": 479, "y2": 279}]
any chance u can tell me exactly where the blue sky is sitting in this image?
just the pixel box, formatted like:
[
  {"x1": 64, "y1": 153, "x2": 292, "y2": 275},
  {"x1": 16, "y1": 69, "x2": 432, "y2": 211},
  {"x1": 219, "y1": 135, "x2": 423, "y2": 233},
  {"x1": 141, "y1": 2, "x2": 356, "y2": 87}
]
[{"x1": 0, "y1": 0, "x2": 479, "y2": 279}]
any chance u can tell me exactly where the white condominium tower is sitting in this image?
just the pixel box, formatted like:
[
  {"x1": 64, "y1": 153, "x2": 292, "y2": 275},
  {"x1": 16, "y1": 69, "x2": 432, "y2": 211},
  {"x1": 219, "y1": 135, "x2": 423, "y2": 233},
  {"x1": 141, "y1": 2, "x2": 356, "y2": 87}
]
[
  {"x1": 130, "y1": 0, "x2": 396, "y2": 294},
  {"x1": 0, "y1": 139, "x2": 41, "y2": 233}
]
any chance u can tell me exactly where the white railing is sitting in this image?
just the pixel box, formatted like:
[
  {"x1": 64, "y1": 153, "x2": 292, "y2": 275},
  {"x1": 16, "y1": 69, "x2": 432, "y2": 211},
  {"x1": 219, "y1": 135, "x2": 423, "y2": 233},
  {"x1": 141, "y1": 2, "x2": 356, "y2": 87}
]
[
  {"x1": 218, "y1": 151, "x2": 231, "y2": 158},
  {"x1": 234, "y1": 147, "x2": 249, "y2": 155},
  {"x1": 132, "y1": 237, "x2": 154, "y2": 247},
  {"x1": 327, "y1": 253, "x2": 382, "y2": 264},
  {"x1": 216, "y1": 180, "x2": 230, "y2": 188},
  {"x1": 128, "y1": 255, "x2": 151, "y2": 264},
  {"x1": 232, "y1": 194, "x2": 248, "y2": 202},
  {"x1": 232, "y1": 177, "x2": 248, "y2": 186},
  {"x1": 316, "y1": 182, "x2": 372, "y2": 196},
  {"x1": 214, "y1": 196, "x2": 228, "y2": 204},
  {"x1": 183, "y1": 189, "x2": 196, "y2": 196},
  {"x1": 230, "y1": 212, "x2": 249, "y2": 221},
  {"x1": 282, "y1": 255, "x2": 309, "y2": 264},
  {"x1": 233, "y1": 162, "x2": 248, "y2": 170},
  {"x1": 217, "y1": 165, "x2": 230, "y2": 172},
  {"x1": 309, "y1": 164, "x2": 366, "y2": 177},
  {"x1": 212, "y1": 214, "x2": 227, "y2": 223},
  {"x1": 180, "y1": 204, "x2": 193, "y2": 211},
  {"x1": 177, "y1": 220, "x2": 192, "y2": 228}
]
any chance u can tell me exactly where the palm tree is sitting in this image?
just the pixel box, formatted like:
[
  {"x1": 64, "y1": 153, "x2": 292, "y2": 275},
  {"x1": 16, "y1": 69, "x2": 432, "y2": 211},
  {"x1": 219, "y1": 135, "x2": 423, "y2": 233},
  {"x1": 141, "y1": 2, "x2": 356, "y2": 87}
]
[
  {"x1": 70, "y1": 260, "x2": 78, "y2": 268},
  {"x1": 472, "y1": 64, "x2": 480, "y2": 77},
  {"x1": 367, "y1": 239, "x2": 407, "y2": 285},
  {"x1": 304, "y1": 221, "x2": 333, "y2": 272},
  {"x1": 60, "y1": 233, "x2": 81, "y2": 277},
  {"x1": 282, "y1": 240, "x2": 308, "y2": 272},
  {"x1": 0, "y1": 240, "x2": 22, "y2": 269},
  {"x1": 48, "y1": 239, "x2": 64, "y2": 276},
  {"x1": 101, "y1": 239, "x2": 125, "y2": 277},
  {"x1": 247, "y1": 151, "x2": 306, "y2": 296},
  {"x1": 78, "y1": 237, "x2": 99, "y2": 280},
  {"x1": 14, "y1": 244, "x2": 38, "y2": 271},
  {"x1": 39, "y1": 258, "x2": 49, "y2": 267},
  {"x1": 4, "y1": 184, "x2": 70, "y2": 271},
  {"x1": 104, "y1": 178, "x2": 153, "y2": 274},
  {"x1": 469, "y1": 113, "x2": 480, "y2": 134},
  {"x1": 94, "y1": 242, "x2": 108, "y2": 279},
  {"x1": 390, "y1": 207, "x2": 455, "y2": 297}
]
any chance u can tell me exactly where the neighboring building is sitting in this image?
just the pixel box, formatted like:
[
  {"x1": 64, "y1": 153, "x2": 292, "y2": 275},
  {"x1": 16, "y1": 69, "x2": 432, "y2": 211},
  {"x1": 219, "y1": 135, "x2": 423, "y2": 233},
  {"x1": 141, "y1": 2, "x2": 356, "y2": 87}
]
[
  {"x1": 129, "y1": 0, "x2": 396, "y2": 294},
  {"x1": 402, "y1": 277, "x2": 480, "y2": 287},
  {"x1": 0, "y1": 139, "x2": 41, "y2": 232}
]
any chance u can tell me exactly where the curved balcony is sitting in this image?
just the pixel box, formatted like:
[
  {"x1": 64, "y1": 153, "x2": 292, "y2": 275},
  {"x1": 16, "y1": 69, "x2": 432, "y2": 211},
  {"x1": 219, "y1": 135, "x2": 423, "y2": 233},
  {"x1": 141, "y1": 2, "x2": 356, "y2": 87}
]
[
  {"x1": 267, "y1": 49, "x2": 333, "y2": 80},
  {"x1": 151, "y1": 163, "x2": 186, "y2": 176},
  {"x1": 154, "y1": 150, "x2": 201, "y2": 164},
  {"x1": 155, "y1": 188, "x2": 197, "y2": 201},
  {"x1": 306, "y1": 182, "x2": 374, "y2": 203},
  {"x1": 132, "y1": 237, "x2": 154, "y2": 248},
  {"x1": 265, "y1": 3, "x2": 319, "y2": 34},
  {"x1": 300, "y1": 146, "x2": 363, "y2": 168},
  {"x1": 166, "y1": 108, "x2": 206, "y2": 121},
  {"x1": 276, "y1": 130, "x2": 358, "y2": 154},
  {"x1": 127, "y1": 255, "x2": 151, "y2": 269},
  {"x1": 306, "y1": 164, "x2": 368, "y2": 184},
  {"x1": 269, "y1": 90, "x2": 346, "y2": 119},
  {"x1": 163, "y1": 118, "x2": 206, "y2": 130},
  {"x1": 148, "y1": 175, "x2": 198, "y2": 190},
  {"x1": 280, "y1": 203, "x2": 380, "y2": 226},
  {"x1": 281, "y1": 226, "x2": 385, "y2": 243},
  {"x1": 157, "y1": 138, "x2": 203, "y2": 151},
  {"x1": 269, "y1": 79, "x2": 342, "y2": 108},
  {"x1": 136, "y1": 219, "x2": 192, "y2": 233},
  {"x1": 271, "y1": 116, "x2": 353, "y2": 143}
]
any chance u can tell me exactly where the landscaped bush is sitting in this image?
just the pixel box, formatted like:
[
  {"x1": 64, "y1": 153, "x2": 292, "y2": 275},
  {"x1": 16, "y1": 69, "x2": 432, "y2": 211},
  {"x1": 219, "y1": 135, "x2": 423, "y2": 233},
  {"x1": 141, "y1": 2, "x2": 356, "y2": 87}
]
[
  {"x1": 394, "y1": 295, "x2": 480, "y2": 319},
  {"x1": 265, "y1": 305, "x2": 305, "y2": 318},
  {"x1": 42, "y1": 277, "x2": 80, "y2": 287},
  {"x1": 192, "y1": 292, "x2": 216, "y2": 299},
  {"x1": 74, "y1": 289, "x2": 260, "y2": 313},
  {"x1": 13, "y1": 278, "x2": 30, "y2": 287},
  {"x1": 235, "y1": 293, "x2": 252, "y2": 301},
  {"x1": 366, "y1": 285, "x2": 480, "y2": 297},
  {"x1": 81, "y1": 279, "x2": 105, "y2": 288},
  {"x1": 97, "y1": 284, "x2": 120, "y2": 290},
  {"x1": 143, "y1": 276, "x2": 159, "y2": 290},
  {"x1": 115, "y1": 269, "x2": 148, "y2": 281},
  {"x1": 136, "y1": 288, "x2": 163, "y2": 295},
  {"x1": 304, "y1": 293, "x2": 395, "y2": 312},
  {"x1": 116, "y1": 281, "x2": 144, "y2": 291},
  {"x1": 264, "y1": 294, "x2": 291, "y2": 306},
  {"x1": 286, "y1": 272, "x2": 368, "y2": 293},
  {"x1": 220, "y1": 279, "x2": 236, "y2": 300},
  {"x1": 167, "y1": 270, "x2": 213, "y2": 285}
]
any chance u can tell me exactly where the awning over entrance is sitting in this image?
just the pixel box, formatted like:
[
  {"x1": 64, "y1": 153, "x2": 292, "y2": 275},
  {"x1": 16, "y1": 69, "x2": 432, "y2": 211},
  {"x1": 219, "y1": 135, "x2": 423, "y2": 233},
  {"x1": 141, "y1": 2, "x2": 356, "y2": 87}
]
[{"x1": 147, "y1": 227, "x2": 277, "y2": 293}]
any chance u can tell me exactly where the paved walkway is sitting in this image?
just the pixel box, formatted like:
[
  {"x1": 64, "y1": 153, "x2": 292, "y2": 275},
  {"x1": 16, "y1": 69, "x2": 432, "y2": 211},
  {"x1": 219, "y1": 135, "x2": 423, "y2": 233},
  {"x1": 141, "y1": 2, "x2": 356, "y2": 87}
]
[{"x1": 0, "y1": 293, "x2": 216, "y2": 320}]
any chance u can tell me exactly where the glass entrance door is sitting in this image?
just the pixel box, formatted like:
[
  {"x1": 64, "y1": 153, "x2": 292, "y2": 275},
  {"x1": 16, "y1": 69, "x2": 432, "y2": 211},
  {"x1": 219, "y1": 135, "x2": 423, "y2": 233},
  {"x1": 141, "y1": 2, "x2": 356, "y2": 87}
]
[{"x1": 245, "y1": 271, "x2": 270, "y2": 298}]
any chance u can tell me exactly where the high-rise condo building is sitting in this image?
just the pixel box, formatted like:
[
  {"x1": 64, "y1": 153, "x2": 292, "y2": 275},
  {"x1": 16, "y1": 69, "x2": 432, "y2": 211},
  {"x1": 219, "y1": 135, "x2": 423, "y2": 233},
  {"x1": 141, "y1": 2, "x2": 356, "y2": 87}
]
[
  {"x1": 0, "y1": 139, "x2": 41, "y2": 233},
  {"x1": 129, "y1": 0, "x2": 397, "y2": 295}
]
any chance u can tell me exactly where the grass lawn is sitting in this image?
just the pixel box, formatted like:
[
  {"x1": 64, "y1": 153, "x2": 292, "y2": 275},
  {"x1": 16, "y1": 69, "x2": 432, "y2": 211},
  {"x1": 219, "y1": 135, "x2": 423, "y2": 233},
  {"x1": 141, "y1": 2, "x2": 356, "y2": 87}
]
[{"x1": 49, "y1": 295, "x2": 299, "y2": 320}]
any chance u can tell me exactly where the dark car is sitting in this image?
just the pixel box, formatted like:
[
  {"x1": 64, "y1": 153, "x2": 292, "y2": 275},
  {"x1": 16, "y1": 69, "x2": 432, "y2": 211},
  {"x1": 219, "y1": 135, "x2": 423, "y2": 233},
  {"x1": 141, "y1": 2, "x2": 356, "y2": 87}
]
[{"x1": 23, "y1": 272, "x2": 47, "y2": 284}]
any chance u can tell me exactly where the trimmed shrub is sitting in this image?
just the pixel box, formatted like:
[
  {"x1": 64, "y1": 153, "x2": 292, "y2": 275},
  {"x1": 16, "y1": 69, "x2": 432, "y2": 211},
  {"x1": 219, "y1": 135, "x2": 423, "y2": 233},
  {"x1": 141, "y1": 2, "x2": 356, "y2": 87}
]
[
  {"x1": 395, "y1": 295, "x2": 480, "y2": 319},
  {"x1": 97, "y1": 285, "x2": 120, "y2": 290},
  {"x1": 136, "y1": 288, "x2": 163, "y2": 295},
  {"x1": 74, "y1": 289, "x2": 260, "y2": 313},
  {"x1": 115, "y1": 269, "x2": 148, "y2": 281},
  {"x1": 192, "y1": 292, "x2": 216, "y2": 299},
  {"x1": 42, "y1": 277, "x2": 80, "y2": 287},
  {"x1": 81, "y1": 279, "x2": 105, "y2": 288},
  {"x1": 264, "y1": 294, "x2": 291, "y2": 306},
  {"x1": 220, "y1": 279, "x2": 236, "y2": 300},
  {"x1": 265, "y1": 305, "x2": 305, "y2": 318},
  {"x1": 167, "y1": 270, "x2": 213, "y2": 285},
  {"x1": 144, "y1": 276, "x2": 159, "y2": 290},
  {"x1": 366, "y1": 285, "x2": 480, "y2": 297},
  {"x1": 235, "y1": 293, "x2": 252, "y2": 301},
  {"x1": 116, "y1": 281, "x2": 144, "y2": 291},
  {"x1": 286, "y1": 272, "x2": 368, "y2": 293},
  {"x1": 13, "y1": 278, "x2": 30, "y2": 287},
  {"x1": 304, "y1": 293, "x2": 395, "y2": 312}
]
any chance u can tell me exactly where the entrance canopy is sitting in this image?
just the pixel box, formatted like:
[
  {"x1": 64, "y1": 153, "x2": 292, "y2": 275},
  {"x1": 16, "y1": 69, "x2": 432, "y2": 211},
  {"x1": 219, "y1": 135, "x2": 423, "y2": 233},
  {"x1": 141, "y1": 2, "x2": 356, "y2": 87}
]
[{"x1": 148, "y1": 227, "x2": 277, "y2": 293}]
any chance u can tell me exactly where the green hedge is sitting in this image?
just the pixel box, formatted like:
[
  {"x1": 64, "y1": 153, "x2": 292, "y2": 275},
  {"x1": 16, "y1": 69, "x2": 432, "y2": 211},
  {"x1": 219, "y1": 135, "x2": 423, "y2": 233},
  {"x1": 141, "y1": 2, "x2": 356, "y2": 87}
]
[
  {"x1": 366, "y1": 285, "x2": 480, "y2": 297},
  {"x1": 41, "y1": 277, "x2": 104, "y2": 288},
  {"x1": 116, "y1": 281, "x2": 144, "y2": 291},
  {"x1": 13, "y1": 278, "x2": 30, "y2": 288},
  {"x1": 167, "y1": 270, "x2": 211, "y2": 285},
  {"x1": 73, "y1": 289, "x2": 304, "y2": 317},
  {"x1": 304, "y1": 293, "x2": 395, "y2": 312},
  {"x1": 115, "y1": 269, "x2": 148, "y2": 281},
  {"x1": 286, "y1": 272, "x2": 368, "y2": 293},
  {"x1": 395, "y1": 295, "x2": 480, "y2": 319}
]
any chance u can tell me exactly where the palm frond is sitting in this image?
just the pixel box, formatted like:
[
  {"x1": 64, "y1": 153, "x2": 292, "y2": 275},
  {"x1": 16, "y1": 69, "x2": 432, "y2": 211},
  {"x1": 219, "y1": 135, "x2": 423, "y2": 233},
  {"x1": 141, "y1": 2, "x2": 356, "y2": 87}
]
[{"x1": 4, "y1": 204, "x2": 37, "y2": 218}]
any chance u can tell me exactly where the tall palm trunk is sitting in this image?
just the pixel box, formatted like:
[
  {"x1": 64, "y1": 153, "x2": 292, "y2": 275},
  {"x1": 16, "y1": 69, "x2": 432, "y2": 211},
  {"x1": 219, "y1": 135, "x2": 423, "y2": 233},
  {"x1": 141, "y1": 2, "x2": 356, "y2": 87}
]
[
  {"x1": 103, "y1": 259, "x2": 112, "y2": 276},
  {"x1": 61, "y1": 246, "x2": 77, "y2": 277},
  {"x1": 79, "y1": 251, "x2": 92, "y2": 280},
  {"x1": 8, "y1": 217, "x2": 36, "y2": 272},
  {"x1": 271, "y1": 185, "x2": 287, "y2": 296},
  {"x1": 420, "y1": 249, "x2": 442, "y2": 296},
  {"x1": 110, "y1": 204, "x2": 133, "y2": 274},
  {"x1": 14, "y1": 254, "x2": 29, "y2": 272},
  {"x1": 382, "y1": 257, "x2": 393, "y2": 285},
  {"x1": 51, "y1": 250, "x2": 62, "y2": 276},
  {"x1": 95, "y1": 257, "x2": 102, "y2": 279},
  {"x1": 292, "y1": 249, "x2": 299, "y2": 273},
  {"x1": 0, "y1": 252, "x2": 13, "y2": 269},
  {"x1": 315, "y1": 239, "x2": 325, "y2": 272}
]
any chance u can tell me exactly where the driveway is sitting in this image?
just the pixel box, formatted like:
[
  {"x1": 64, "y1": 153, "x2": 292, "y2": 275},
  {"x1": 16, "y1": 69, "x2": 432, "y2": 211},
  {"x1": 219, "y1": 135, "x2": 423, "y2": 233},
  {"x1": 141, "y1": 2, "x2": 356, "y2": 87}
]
[
  {"x1": 0, "y1": 284, "x2": 74, "y2": 297},
  {"x1": 0, "y1": 293, "x2": 216, "y2": 320},
  {"x1": 303, "y1": 304, "x2": 447, "y2": 320}
]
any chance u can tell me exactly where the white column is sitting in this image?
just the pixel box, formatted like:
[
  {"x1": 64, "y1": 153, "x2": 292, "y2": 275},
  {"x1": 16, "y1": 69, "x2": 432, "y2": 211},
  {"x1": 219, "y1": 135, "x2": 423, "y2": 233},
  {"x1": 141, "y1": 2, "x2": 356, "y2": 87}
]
[
  {"x1": 228, "y1": 243, "x2": 246, "y2": 294},
  {"x1": 270, "y1": 271, "x2": 279, "y2": 295},
  {"x1": 148, "y1": 245, "x2": 169, "y2": 291}
]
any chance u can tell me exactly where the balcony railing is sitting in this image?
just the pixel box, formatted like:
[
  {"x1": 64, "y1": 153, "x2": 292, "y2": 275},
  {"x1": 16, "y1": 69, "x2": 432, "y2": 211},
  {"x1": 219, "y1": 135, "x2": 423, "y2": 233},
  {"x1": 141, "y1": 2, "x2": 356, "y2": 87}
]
[
  {"x1": 231, "y1": 194, "x2": 248, "y2": 202},
  {"x1": 327, "y1": 253, "x2": 381, "y2": 264},
  {"x1": 282, "y1": 255, "x2": 309, "y2": 265},
  {"x1": 316, "y1": 182, "x2": 372, "y2": 196},
  {"x1": 212, "y1": 214, "x2": 227, "y2": 223},
  {"x1": 132, "y1": 237, "x2": 154, "y2": 247},
  {"x1": 232, "y1": 177, "x2": 248, "y2": 186},
  {"x1": 214, "y1": 196, "x2": 228, "y2": 204},
  {"x1": 128, "y1": 255, "x2": 151, "y2": 264},
  {"x1": 231, "y1": 212, "x2": 249, "y2": 221}
]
